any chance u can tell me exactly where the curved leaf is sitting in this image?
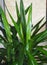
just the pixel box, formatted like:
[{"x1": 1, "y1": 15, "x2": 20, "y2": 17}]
[
  {"x1": 0, "y1": 7, "x2": 12, "y2": 43},
  {"x1": 32, "y1": 30, "x2": 47, "y2": 48},
  {"x1": 31, "y1": 17, "x2": 44, "y2": 31},
  {"x1": 0, "y1": 35, "x2": 7, "y2": 42},
  {"x1": 0, "y1": 26, "x2": 7, "y2": 39},
  {"x1": 37, "y1": 47, "x2": 47, "y2": 56},
  {"x1": 5, "y1": 5, "x2": 23, "y2": 42},
  {"x1": 32, "y1": 21, "x2": 46, "y2": 37},
  {"x1": 35, "y1": 30, "x2": 47, "y2": 44},
  {"x1": 26, "y1": 51, "x2": 38, "y2": 65},
  {"x1": 25, "y1": 4, "x2": 31, "y2": 15}
]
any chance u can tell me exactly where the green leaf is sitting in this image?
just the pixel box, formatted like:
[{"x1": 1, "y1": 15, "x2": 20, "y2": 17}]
[
  {"x1": 16, "y1": 2, "x2": 20, "y2": 19},
  {"x1": 37, "y1": 53, "x2": 47, "y2": 63},
  {"x1": 0, "y1": 35, "x2": 7, "y2": 42},
  {"x1": 0, "y1": 7, "x2": 12, "y2": 43},
  {"x1": 15, "y1": 2, "x2": 23, "y2": 40},
  {"x1": 0, "y1": 35, "x2": 8, "y2": 48},
  {"x1": 26, "y1": 4, "x2": 32, "y2": 42},
  {"x1": 36, "y1": 24, "x2": 39, "y2": 30},
  {"x1": 32, "y1": 21, "x2": 46, "y2": 37},
  {"x1": 0, "y1": 48, "x2": 6, "y2": 58},
  {"x1": 32, "y1": 30, "x2": 47, "y2": 48},
  {"x1": 7, "y1": 45, "x2": 12, "y2": 62},
  {"x1": 31, "y1": 17, "x2": 44, "y2": 31},
  {"x1": 9, "y1": 25, "x2": 17, "y2": 37},
  {"x1": 20, "y1": 0, "x2": 26, "y2": 41},
  {"x1": 25, "y1": 4, "x2": 31, "y2": 15},
  {"x1": 35, "y1": 30, "x2": 47, "y2": 44},
  {"x1": 16, "y1": 2, "x2": 21, "y2": 26},
  {"x1": 0, "y1": 26, "x2": 7, "y2": 39},
  {"x1": 5, "y1": 5, "x2": 23, "y2": 42},
  {"x1": 37, "y1": 45, "x2": 47, "y2": 48},
  {"x1": 26, "y1": 51, "x2": 38, "y2": 65},
  {"x1": 32, "y1": 49, "x2": 39, "y2": 56},
  {"x1": 32, "y1": 30, "x2": 46, "y2": 42},
  {"x1": 18, "y1": 45, "x2": 25, "y2": 65},
  {"x1": 37, "y1": 47, "x2": 47, "y2": 56},
  {"x1": 34, "y1": 24, "x2": 39, "y2": 35}
]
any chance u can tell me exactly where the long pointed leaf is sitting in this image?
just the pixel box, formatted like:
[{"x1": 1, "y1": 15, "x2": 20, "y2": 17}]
[
  {"x1": 16, "y1": 2, "x2": 20, "y2": 19},
  {"x1": 5, "y1": 5, "x2": 23, "y2": 42},
  {"x1": 25, "y1": 4, "x2": 31, "y2": 15},
  {"x1": 32, "y1": 21, "x2": 46, "y2": 37},
  {"x1": 37, "y1": 47, "x2": 47, "y2": 56},
  {"x1": 26, "y1": 51, "x2": 38, "y2": 65},
  {"x1": 34, "y1": 24, "x2": 39, "y2": 35},
  {"x1": 0, "y1": 26, "x2": 7, "y2": 39},
  {"x1": 33, "y1": 30, "x2": 46, "y2": 41},
  {"x1": 0, "y1": 35, "x2": 7, "y2": 42},
  {"x1": 20, "y1": 0, "x2": 26, "y2": 41},
  {"x1": 9, "y1": 25, "x2": 17, "y2": 36},
  {"x1": 35, "y1": 30, "x2": 47, "y2": 43},
  {"x1": 26, "y1": 4, "x2": 32, "y2": 42},
  {"x1": 0, "y1": 7, "x2": 12, "y2": 43},
  {"x1": 31, "y1": 17, "x2": 44, "y2": 31},
  {"x1": 33, "y1": 30, "x2": 47, "y2": 47}
]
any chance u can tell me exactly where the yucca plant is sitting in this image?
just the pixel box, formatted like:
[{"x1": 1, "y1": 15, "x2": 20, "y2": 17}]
[{"x1": 0, "y1": 0, "x2": 47, "y2": 65}]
